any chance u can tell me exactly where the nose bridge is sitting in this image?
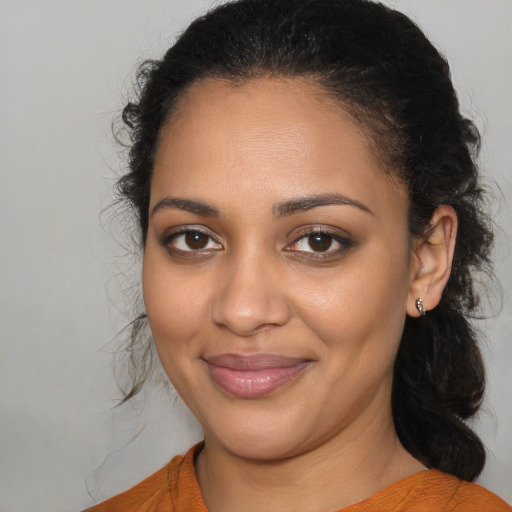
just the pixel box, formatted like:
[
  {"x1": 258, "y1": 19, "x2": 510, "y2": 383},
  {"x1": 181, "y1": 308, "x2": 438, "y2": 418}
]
[{"x1": 211, "y1": 243, "x2": 290, "y2": 336}]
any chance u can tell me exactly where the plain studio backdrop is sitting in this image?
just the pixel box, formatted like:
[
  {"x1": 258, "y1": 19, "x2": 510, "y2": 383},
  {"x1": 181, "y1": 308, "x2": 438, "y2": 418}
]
[{"x1": 0, "y1": 1, "x2": 510, "y2": 510}]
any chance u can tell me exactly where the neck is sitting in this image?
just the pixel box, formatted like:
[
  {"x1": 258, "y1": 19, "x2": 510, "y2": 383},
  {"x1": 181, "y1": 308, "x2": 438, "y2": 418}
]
[{"x1": 195, "y1": 405, "x2": 425, "y2": 512}]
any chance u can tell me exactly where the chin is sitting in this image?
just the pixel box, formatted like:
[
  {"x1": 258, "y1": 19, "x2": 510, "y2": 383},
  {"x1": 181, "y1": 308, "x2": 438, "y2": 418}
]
[
  {"x1": 216, "y1": 431, "x2": 303, "y2": 461},
  {"x1": 200, "y1": 403, "x2": 317, "y2": 462}
]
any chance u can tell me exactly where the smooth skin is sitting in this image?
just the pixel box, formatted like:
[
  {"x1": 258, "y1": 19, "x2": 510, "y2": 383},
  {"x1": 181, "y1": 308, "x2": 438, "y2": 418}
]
[{"x1": 143, "y1": 77, "x2": 457, "y2": 512}]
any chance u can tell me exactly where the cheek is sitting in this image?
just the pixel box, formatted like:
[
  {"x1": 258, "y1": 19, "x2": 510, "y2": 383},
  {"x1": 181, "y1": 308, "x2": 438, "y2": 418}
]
[
  {"x1": 291, "y1": 249, "x2": 410, "y2": 355},
  {"x1": 142, "y1": 248, "x2": 209, "y2": 355},
  {"x1": 142, "y1": 254, "x2": 211, "y2": 406}
]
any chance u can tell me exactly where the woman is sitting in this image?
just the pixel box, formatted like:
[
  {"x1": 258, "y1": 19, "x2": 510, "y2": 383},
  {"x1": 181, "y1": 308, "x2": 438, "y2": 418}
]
[{"x1": 86, "y1": 0, "x2": 510, "y2": 510}]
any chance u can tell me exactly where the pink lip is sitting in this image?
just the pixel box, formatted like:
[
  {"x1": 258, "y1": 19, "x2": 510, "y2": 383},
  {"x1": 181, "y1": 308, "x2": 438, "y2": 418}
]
[{"x1": 205, "y1": 353, "x2": 312, "y2": 399}]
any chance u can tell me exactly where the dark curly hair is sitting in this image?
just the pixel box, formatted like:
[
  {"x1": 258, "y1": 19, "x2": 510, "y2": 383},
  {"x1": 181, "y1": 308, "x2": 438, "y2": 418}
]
[{"x1": 115, "y1": 0, "x2": 494, "y2": 481}]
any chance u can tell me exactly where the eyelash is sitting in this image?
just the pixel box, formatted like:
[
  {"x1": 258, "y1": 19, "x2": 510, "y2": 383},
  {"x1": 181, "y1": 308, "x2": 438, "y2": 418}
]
[
  {"x1": 161, "y1": 228, "x2": 223, "y2": 257},
  {"x1": 285, "y1": 227, "x2": 354, "y2": 260},
  {"x1": 160, "y1": 226, "x2": 354, "y2": 260}
]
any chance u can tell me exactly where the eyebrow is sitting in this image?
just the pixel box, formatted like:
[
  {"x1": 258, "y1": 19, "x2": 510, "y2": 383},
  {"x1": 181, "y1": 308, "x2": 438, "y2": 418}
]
[
  {"x1": 273, "y1": 193, "x2": 373, "y2": 217},
  {"x1": 150, "y1": 197, "x2": 220, "y2": 218},
  {"x1": 150, "y1": 192, "x2": 373, "y2": 219}
]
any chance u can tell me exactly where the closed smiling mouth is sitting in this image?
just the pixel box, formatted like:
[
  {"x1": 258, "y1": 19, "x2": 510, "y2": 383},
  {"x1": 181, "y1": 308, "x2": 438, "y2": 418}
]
[{"x1": 204, "y1": 353, "x2": 312, "y2": 399}]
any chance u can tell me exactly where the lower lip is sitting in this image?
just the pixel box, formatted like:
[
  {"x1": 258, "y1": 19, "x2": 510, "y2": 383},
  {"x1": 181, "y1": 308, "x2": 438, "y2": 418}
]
[{"x1": 207, "y1": 362, "x2": 310, "y2": 399}]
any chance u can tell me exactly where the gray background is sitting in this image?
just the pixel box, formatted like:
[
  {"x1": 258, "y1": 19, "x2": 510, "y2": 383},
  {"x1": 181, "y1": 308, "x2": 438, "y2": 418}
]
[{"x1": 0, "y1": 1, "x2": 510, "y2": 510}]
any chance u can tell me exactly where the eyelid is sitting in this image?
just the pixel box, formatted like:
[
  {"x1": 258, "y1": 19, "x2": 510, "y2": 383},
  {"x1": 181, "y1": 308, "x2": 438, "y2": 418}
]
[
  {"x1": 160, "y1": 225, "x2": 223, "y2": 254},
  {"x1": 287, "y1": 224, "x2": 353, "y2": 244},
  {"x1": 285, "y1": 225, "x2": 355, "y2": 258}
]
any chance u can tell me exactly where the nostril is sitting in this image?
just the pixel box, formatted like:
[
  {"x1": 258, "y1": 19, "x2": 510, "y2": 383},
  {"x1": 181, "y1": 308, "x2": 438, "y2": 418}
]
[{"x1": 210, "y1": 286, "x2": 291, "y2": 337}]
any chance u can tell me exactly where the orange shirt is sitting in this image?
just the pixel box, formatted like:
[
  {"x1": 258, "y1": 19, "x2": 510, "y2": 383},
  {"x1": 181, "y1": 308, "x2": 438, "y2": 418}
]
[{"x1": 84, "y1": 444, "x2": 510, "y2": 512}]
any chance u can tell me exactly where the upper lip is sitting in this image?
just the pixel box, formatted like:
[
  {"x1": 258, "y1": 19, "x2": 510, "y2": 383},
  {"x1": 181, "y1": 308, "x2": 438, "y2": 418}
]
[{"x1": 204, "y1": 353, "x2": 311, "y2": 370}]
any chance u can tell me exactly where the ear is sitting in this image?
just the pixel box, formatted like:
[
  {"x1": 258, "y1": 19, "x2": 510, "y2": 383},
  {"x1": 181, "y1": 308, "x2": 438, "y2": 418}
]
[{"x1": 407, "y1": 205, "x2": 458, "y2": 317}]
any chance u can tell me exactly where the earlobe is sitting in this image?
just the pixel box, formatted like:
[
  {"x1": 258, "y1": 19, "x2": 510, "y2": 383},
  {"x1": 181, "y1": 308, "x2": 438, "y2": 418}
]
[{"x1": 407, "y1": 205, "x2": 458, "y2": 317}]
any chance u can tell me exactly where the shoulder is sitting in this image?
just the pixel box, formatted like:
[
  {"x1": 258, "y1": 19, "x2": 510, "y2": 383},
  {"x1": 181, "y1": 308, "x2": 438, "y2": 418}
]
[
  {"x1": 344, "y1": 469, "x2": 510, "y2": 512},
  {"x1": 438, "y1": 473, "x2": 511, "y2": 512},
  {"x1": 82, "y1": 463, "x2": 173, "y2": 512},
  {"x1": 82, "y1": 443, "x2": 205, "y2": 512},
  {"x1": 393, "y1": 469, "x2": 510, "y2": 512}
]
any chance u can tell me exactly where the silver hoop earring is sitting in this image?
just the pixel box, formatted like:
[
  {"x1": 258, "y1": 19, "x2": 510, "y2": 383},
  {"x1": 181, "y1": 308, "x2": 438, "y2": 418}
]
[{"x1": 415, "y1": 298, "x2": 426, "y2": 316}]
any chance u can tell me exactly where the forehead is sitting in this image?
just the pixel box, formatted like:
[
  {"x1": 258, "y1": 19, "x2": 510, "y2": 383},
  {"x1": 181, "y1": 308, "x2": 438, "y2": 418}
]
[
  {"x1": 151, "y1": 77, "x2": 407, "y2": 219},
  {"x1": 162, "y1": 76, "x2": 375, "y2": 161}
]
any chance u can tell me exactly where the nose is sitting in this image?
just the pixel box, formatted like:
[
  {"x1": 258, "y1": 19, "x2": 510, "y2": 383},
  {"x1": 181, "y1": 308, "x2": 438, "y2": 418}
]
[{"x1": 210, "y1": 250, "x2": 291, "y2": 337}]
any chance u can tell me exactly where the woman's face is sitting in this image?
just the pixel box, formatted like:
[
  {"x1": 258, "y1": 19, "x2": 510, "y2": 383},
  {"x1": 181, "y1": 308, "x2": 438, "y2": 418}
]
[{"x1": 143, "y1": 77, "x2": 415, "y2": 460}]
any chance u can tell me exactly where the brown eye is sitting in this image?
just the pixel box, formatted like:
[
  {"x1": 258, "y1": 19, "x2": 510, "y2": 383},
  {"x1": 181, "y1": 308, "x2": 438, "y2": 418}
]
[
  {"x1": 185, "y1": 231, "x2": 209, "y2": 250},
  {"x1": 286, "y1": 228, "x2": 354, "y2": 259},
  {"x1": 164, "y1": 228, "x2": 223, "y2": 254},
  {"x1": 307, "y1": 233, "x2": 333, "y2": 252}
]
